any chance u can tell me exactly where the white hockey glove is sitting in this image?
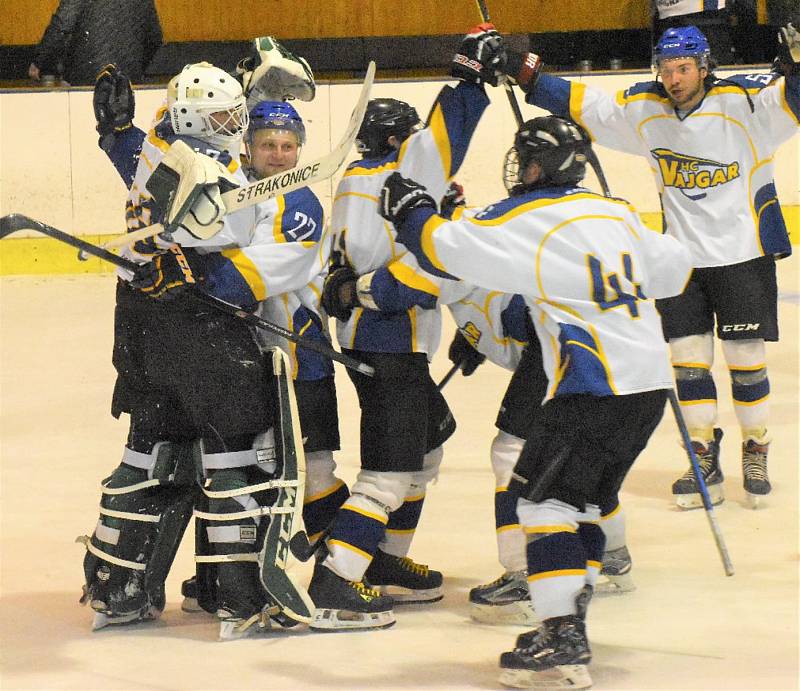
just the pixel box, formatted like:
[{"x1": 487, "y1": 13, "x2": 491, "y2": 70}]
[
  {"x1": 146, "y1": 140, "x2": 239, "y2": 240},
  {"x1": 237, "y1": 36, "x2": 316, "y2": 107},
  {"x1": 777, "y1": 23, "x2": 800, "y2": 66}
]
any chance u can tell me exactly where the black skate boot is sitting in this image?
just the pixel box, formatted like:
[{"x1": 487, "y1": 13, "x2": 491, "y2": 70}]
[
  {"x1": 500, "y1": 615, "x2": 592, "y2": 689},
  {"x1": 596, "y1": 546, "x2": 635, "y2": 595},
  {"x1": 672, "y1": 427, "x2": 724, "y2": 509},
  {"x1": 515, "y1": 585, "x2": 593, "y2": 650},
  {"x1": 468, "y1": 570, "x2": 538, "y2": 626},
  {"x1": 742, "y1": 438, "x2": 771, "y2": 508},
  {"x1": 364, "y1": 549, "x2": 443, "y2": 604},
  {"x1": 80, "y1": 562, "x2": 163, "y2": 631},
  {"x1": 308, "y1": 561, "x2": 396, "y2": 631}
]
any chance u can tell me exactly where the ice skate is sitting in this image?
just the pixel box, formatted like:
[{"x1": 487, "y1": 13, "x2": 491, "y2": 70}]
[
  {"x1": 596, "y1": 546, "x2": 635, "y2": 595},
  {"x1": 499, "y1": 615, "x2": 592, "y2": 689},
  {"x1": 80, "y1": 562, "x2": 164, "y2": 631},
  {"x1": 216, "y1": 603, "x2": 288, "y2": 641},
  {"x1": 308, "y1": 561, "x2": 396, "y2": 631},
  {"x1": 364, "y1": 549, "x2": 443, "y2": 604},
  {"x1": 672, "y1": 428, "x2": 724, "y2": 509},
  {"x1": 180, "y1": 576, "x2": 205, "y2": 613},
  {"x1": 742, "y1": 439, "x2": 771, "y2": 508},
  {"x1": 469, "y1": 571, "x2": 538, "y2": 626}
]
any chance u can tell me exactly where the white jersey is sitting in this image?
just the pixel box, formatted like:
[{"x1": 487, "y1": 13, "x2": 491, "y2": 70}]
[
  {"x1": 397, "y1": 187, "x2": 693, "y2": 400},
  {"x1": 331, "y1": 81, "x2": 490, "y2": 356},
  {"x1": 527, "y1": 72, "x2": 797, "y2": 267}
]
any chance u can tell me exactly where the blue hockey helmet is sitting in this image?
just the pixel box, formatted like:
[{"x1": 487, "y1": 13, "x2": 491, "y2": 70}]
[
  {"x1": 247, "y1": 100, "x2": 306, "y2": 145},
  {"x1": 653, "y1": 26, "x2": 711, "y2": 68}
]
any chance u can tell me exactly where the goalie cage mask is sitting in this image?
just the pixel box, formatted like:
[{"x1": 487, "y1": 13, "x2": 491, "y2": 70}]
[{"x1": 356, "y1": 98, "x2": 422, "y2": 158}]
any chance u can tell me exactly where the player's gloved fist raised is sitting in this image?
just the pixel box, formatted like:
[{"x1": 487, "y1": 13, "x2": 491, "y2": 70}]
[
  {"x1": 93, "y1": 64, "x2": 135, "y2": 151},
  {"x1": 379, "y1": 172, "x2": 437, "y2": 228},
  {"x1": 504, "y1": 50, "x2": 544, "y2": 93},
  {"x1": 451, "y1": 23, "x2": 507, "y2": 86},
  {"x1": 322, "y1": 265, "x2": 358, "y2": 321},
  {"x1": 448, "y1": 329, "x2": 486, "y2": 376},
  {"x1": 237, "y1": 36, "x2": 315, "y2": 107},
  {"x1": 777, "y1": 23, "x2": 800, "y2": 68},
  {"x1": 130, "y1": 246, "x2": 202, "y2": 301},
  {"x1": 440, "y1": 181, "x2": 466, "y2": 218}
]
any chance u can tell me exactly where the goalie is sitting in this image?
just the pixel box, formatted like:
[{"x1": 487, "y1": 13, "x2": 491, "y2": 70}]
[{"x1": 79, "y1": 48, "x2": 320, "y2": 640}]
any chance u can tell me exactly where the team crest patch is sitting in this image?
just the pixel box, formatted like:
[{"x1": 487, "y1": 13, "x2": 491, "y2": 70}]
[
  {"x1": 650, "y1": 148, "x2": 740, "y2": 201},
  {"x1": 239, "y1": 526, "x2": 257, "y2": 542}
]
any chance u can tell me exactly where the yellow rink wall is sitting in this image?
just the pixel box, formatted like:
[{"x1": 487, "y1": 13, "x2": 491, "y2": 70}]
[{"x1": 1, "y1": 68, "x2": 798, "y2": 276}]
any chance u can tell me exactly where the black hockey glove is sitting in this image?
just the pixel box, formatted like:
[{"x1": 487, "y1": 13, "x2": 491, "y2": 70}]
[
  {"x1": 504, "y1": 49, "x2": 544, "y2": 93},
  {"x1": 130, "y1": 246, "x2": 202, "y2": 301},
  {"x1": 448, "y1": 330, "x2": 486, "y2": 376},
  {"x1": 321, "y1": 265, "x2": 358, "y2": 321},
  {"x1": 440, "y1": 181, "x2": 466, "y2": 219},
  {"x1": 379, "y1": 172, "x2": 437, "y2": 228},
  {"x1": 451, "y1": 23, "x2": 507, "y2": 86},
  {"x1": 93, "y1": 64, "x2": 135, "y2": 152},
  {"x1": 777, "y1": 23, "x2": 800, "y2": 74}
]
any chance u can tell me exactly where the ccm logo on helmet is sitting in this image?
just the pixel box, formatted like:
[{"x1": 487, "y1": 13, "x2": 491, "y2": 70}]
[{"x1": 721, "y1": 323, "x2": 760, "y2": 332}]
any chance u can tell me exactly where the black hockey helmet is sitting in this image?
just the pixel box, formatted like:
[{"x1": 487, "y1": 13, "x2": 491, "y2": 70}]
[
  {"x1": 356, "y1": 98, "x2": 422, "y2": 158},
  {"x1": 504, "y1": 116, "x2": 589, "y2": 192}
]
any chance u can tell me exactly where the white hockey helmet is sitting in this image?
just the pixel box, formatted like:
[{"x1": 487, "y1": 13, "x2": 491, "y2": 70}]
[{"x1": 167, "y1": 62, "x2": 249, "y2": 152}]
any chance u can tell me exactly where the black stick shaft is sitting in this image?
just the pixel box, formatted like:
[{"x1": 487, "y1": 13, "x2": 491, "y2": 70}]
[
  {"x1": 437, "y1": 362, "x2": 462, "y2": 391},
  {"x1": 2, "y1": 214, "x2": 375, "y2": 377}
]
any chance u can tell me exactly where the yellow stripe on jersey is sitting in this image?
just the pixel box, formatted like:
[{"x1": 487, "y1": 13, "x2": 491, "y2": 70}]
[
  {"x1": 616, "y1": 90, "x2": 671, "y2": 107},
  {"x1": 601, "y1": 504, "x2": 621, "y2": 521},
  {"x1": 388, "y1": 257, "x2": 441, "y2": 297},
  {"x1": 425, "y1": 102, "x2": 452, "y2": 179},
  {"x1": 272, "y1": 195, "x2": 287, "y2": 244},
  {"x1": 780, "y1": 80, "x2": 800, "y2": 124},
  {"x1": 220, "y1": 248, "x2": 267, "y2": 301},
  {"x1": 349, "y1": 307, "x2": 364, "y2": 349},
  {"x1": 568, "y1": 82, "x2": 590, "y2": 138},
  {"x1": 587, "y1": 322, "x2": 617, "y2": 394},
  {"x1": 497, "y1": 524, "x2": 521, "y2": 533},
  {"x1": 305, "y1": 479, "x2": 347, "y2": 503},
  {"x1": 420, "y1": 213, "x2": 449, "y2": 273},
  {"x1": 327, "y1": 539, "x2": 373, "y2": 561},
  {"x1": 409, "y1": 307, "x2": 418, "y2": 351},
  {"x1": 471, "y1": 194, "x2": 635, "y2": 228},
  {"x1": 342, "y1": 161, "x2": 399, "y2": 177},
  {"x1": 333, "y1": 191, "x2": 380, "y2": 204},
  {"x1": 524, "y1": 525, "x2": 577, "y2": 534},
  {"x1": 340, "y1": 503, "x2": 389, "y2": 524}
]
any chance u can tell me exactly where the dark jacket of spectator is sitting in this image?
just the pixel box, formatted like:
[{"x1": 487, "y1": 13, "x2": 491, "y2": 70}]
[{"x1": 31, "y1": 0, "x2": 162, "y2": 85}]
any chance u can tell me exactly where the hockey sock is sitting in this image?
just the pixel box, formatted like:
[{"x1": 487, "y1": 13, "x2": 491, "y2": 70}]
[
  {"x1": 599, "y1": 497, "x2": 626, "y2": 552},
  {"x1": 492, "y1": 432, "x2": 526, "y2": 572},
  {"x1": 381, "y1": 491, "x2": 425, "y2": 557},
  {"x1": 722, "y1": 339, "x2": 770, "y2": 440},
  {"x1": 577, "y1": 505, "x2": 604, "y2": 588},
  {"x1": 670, "y1": 333, "x2": 717, "y2": 441},
  {"x1": 304, "y1": 451, "x2": 349, "y2": 542}
]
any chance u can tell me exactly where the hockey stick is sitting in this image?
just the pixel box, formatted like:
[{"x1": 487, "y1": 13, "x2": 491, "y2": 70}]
[
  {"x1": 0, "y1": 213, "x2": 375, "y2": 377},
  {"x1": 91, "y1": 60, "x2": 378, "y2": 254},
  {"x1": 474, "y1": 0, "x2": 523, "y2": 125},
  {"x1": 667, "y1": 390, "x2": 735, "y2": 576},
  {"x1": 437, "y1": 362, "x2": 462, "y2": 391}
]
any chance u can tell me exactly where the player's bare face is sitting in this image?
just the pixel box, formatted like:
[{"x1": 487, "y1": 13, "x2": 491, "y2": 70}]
[
  {"x1": 249, "y1": 130, "x2": 300, "y2": 179},
  {"x1": 659, "y1": 58, "x2": 707, "y2": 110}
]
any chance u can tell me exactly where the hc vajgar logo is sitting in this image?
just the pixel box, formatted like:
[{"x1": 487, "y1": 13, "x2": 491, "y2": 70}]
[{"x1": 650, "y1": 148, "x2": 740, "y2": 201}]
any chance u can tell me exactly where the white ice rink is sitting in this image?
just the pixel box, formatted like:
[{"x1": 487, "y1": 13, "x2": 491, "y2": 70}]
[{"x1": 1, "y1": 263, "x2": 798, "y2": 690}]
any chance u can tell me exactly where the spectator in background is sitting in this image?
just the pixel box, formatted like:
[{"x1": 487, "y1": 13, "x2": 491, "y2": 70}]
[
  {"x1": 28, "y1": 0, "x2": 162, "y2": 86},
  {"x1": 653, "y1": 1, "x2": 734, "y2": 65}
]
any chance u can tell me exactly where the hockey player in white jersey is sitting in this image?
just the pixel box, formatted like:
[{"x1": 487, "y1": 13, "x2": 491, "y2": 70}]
[
  {"x1": 498, "y1": 24, "x2": 798, "y2": 509},
  {"x1": 379, "y1": 116, "x2": 692, "y2": 689},
  {"x1": 80, "y1": 60, "x2": 321, "y2": 639},
  {"x1": 309, "y1": 24, "x2": 504, "y2": 631}
]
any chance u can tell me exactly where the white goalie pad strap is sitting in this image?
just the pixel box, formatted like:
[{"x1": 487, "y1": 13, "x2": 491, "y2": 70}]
[
  {"x1": 201, "y1": 447, "x2": 276, "y2": 472},
  {"x1": 194, "y1": 506, "x2": 293, "y2": 522},
  {"x1": 94, "y1": 521, "x2": 120, "y2": 546},
  {"x1": 101, "y1": 478, "x2": 163, "y2": 495},
  {"x1": 195, "y1": 553, "x2": 259, "y2": 564},
  {"x1": 82, "y1": 537, "x2": 147, "y2": 571},
  {"x1": 99, "y1": 506, "x2": 161, "y2": 523},
  {"x1": 122, "y1": 446, "x2": 159, "y2": 472},
  {"x1": 201, "y1": 478, "x2": 299, "y2": 499}
]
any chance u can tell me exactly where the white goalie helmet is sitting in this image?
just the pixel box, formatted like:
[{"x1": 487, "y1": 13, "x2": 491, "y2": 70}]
[{"x1": 167, "y1": 62, "x2": 249, "y2": 153}]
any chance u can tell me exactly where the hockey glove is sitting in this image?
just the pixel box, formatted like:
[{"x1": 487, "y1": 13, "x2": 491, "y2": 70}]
[
  {"x1": 379, "y1": 172, "x2": 437, "y2": 228},
  {"x1": 504, "y1": 50, "x2": 544, "y2": 93},
  {"x1": 130, "y1": 246, "x2": 203, "y2": 301},
  {"x1": 448, "y1": 330, "x2": 486, "y2": 376},
  {"x1": 237, "y1": 36, "x2": 316, "y2": 108},
  {"x1": 440, "y1": 181, "x2": 466, "y2": 219},
  {"x1": 451, "y1": 23, "x2": 507, "y2": 86},
  {"x1": 93, "y1": 64, "x2": 135, "y2": 151},
  {"x1": 777, "y1": 23, "x2": 800, "y2": 72},
  {"x1": 146, "y1": 140, "x2": 239, "y2": 241},
  {"x1": 321, "y1": 266, "x2": 358, "y2": 321}
]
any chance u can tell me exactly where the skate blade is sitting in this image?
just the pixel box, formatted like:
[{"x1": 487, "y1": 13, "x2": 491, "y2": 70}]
[
  {"x1": 499, "y1": 664, "x2": 592, "y2": 689},
  {"x1": 595, "y1": 572, "x2": 636, "y2": 596},
  {"x1": 675, "y1": 484, "x2": 724, "y2": 510},
  {"x1": 217, "y1": 613, "x2": 272, "y2": 641},
  {"x1": 309, "y1": 607, "x2": 396, "y2": 632},
  {"x1": 181, "y1": 596, "x2": 208, "y2": 614},
  {"x1": 745, "y1": 492, "x2": 767, "y2": 509},
  {"x1": 91, "y1": 607, "x2": 158, "y2": 631},
  {"x1": 376, "y1": 584, "x2": 444, "y2": 605},
  {"x1": 470, "y1": 600, "x2": 539, "y2": 627}
]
